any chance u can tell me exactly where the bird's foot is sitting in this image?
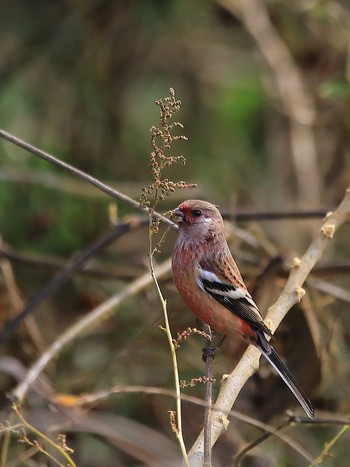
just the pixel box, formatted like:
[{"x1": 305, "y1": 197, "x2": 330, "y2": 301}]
[{"x1": 202, "y1": 346, "x2": 219, "y2": 362}]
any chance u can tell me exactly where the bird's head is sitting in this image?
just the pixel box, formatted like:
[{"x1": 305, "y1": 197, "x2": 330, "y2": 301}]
[{"x1": 171, "y1": 199, "x2": 224, "y2": 245}]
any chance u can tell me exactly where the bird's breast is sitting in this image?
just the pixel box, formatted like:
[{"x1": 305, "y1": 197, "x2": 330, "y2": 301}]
[{"x1": 172, "y1": 247, "x2": 253, "y2": 339}]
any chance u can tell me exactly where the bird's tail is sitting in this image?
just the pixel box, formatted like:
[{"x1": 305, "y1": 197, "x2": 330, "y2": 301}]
[{"x1": 258, "y1": 340, "x2": 315, "y2": 419}]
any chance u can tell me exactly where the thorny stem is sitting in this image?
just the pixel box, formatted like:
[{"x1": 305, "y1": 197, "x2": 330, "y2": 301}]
[{"x1": 147, "y1": 206, "x2": 189, "y2": 466}]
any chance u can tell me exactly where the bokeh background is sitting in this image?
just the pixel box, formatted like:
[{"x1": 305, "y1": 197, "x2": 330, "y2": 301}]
[{"x1": 1, "y1": 0, "x2": 350, "y2": 465}]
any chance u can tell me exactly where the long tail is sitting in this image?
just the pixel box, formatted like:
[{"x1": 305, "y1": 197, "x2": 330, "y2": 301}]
[{"x1": 257, "y1": 339, "x2": 315, "y2": 419}]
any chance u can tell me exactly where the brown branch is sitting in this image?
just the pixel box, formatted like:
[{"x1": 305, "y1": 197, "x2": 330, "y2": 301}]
[
  {"x1": 0, "y1": 222, "x2": 139, "y2": 344},
  {"x1": 0, "y1": 167, "x2": 166, "y2": 201},
  {"x1": 3, "y1": 376, "x2": 316, "y2": 465},
  {"x1": 233, "y1": 419, "x2": 291, "y2": 466},
  {"x1": 0, "y1": 252, "x2": 45, "y2": 353},
  {"x1": 0, "y1": 231, "x2": 142, "y2": 281},
  {"x1": 224, "y1": 209, "x2": 330, "y2": 222},
  {"x1": 0, "y1": 129, "x2": 175, "y2": 229},
  {"x1": 12, "y1": 258, "x2": 172, "y2": 402},
  {"x1": 72, "y1": 385, "x2": 316, "y2": 464},
  {"x1": 0, "y1": 127, "x2": 329, "y2": 223},
  {"x1": 312, "y1": 279, "x2": 350, "y2": 304}
]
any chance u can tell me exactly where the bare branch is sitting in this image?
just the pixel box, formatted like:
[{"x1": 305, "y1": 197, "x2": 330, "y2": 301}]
[
  {"x1": 0, "y1": 129, "x2": 175, "y2": 229},
  {"x1": 312, "y1": 279, "x2": 350, "y2": 304},
  {"x1": 73, "y1": 385, "x2": 316, "y2": 465},
  {"x1": 12, "y1": 258, "x2": 172, "y2": 402},
  {"x1": 0, "y1": 222, "x2": 137, "y2": 344}
]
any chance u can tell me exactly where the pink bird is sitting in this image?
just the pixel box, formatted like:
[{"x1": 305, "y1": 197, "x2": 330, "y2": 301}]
[{"x1": 171, "y1": 199, "x2": 314, "y2": 419}]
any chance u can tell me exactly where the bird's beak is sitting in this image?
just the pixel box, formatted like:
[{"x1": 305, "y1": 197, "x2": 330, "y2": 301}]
[{"x1": 171, "y1": 207, "x2": 185, "y2": 223}]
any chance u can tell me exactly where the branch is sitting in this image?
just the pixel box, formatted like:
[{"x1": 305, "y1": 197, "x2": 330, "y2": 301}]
[
  {"x1": 0, "y1": 223, "x2": 136, "y2": 344},
  {"x1": 0, "y1": 129, "x2": 329, "y2": 225},
  {"x1": 74, "y1": 385, "x2": 316, "y2": 465},
  {"x1": 0, "y1": 129, "x2": 175, "y2": 229},
  {"x1": 0, "y1": 241, "x2": 141, "y2": 281},
  {"x1": 12, "y1": 258, "x2": 172, "y2": 402},
  {"x1": 189, "y1": 187, "x2": 350, "y2": 465}
]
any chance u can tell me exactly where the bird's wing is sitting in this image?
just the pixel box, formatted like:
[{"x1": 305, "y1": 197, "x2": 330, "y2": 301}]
[{"x1": 197, "y1": 261, "x2": 272, "y2": 337}]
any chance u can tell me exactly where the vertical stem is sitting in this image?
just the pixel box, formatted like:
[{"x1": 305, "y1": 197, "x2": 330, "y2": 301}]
[
  {"x1": 203, "y1": 325, "x2": 213, "y2": 466},
  {"x1": 148, "y1": 209, "x2": 189, "y2": 466},
  {"x1": 0, "y1": 423, "x2": 11, "y2": 467}
]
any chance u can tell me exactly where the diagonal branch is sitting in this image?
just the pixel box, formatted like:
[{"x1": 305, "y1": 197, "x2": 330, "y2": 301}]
[
  {"x1": 12, "y1": 258, "x2": 172, "y2": 402},
  {"x1": 0, "y1": 223, "x2": 136, "y2": 344},
  {"x1": 0, "y1": 129, "x2": 175, "y2": 229}
]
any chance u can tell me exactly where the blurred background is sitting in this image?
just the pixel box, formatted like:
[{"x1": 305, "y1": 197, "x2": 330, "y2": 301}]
[{"x1": 1, "y1": 0, "x2": 350, "y2": 465}]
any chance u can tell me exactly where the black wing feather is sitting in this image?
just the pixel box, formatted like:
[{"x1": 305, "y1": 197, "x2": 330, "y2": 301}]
[{"x1": 199, "y1": 277, "x2": 272, "y2": 337}]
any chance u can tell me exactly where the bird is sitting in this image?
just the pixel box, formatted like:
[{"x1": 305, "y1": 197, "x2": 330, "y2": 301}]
[{"x1": 171, "y1": 199, "x2": 314, "y2": 419}]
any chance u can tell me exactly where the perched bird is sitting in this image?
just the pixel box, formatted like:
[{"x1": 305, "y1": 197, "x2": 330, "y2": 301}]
[{"x1": 171, "y1": 199, "x2": 314, "y2": 419}]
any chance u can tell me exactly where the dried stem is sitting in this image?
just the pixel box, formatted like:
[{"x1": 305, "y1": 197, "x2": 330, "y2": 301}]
[
  {"x1": 313, "y1": 424, "x2": 350, "y2": 465},
  {"x1": 12, "y1": 404, "x2": 76, "y2": 467},
  {"x1": 233, "y1": 419, "x2": 291, "y2": 466},
  {"x1": 141, "y1": 89, "x2": 194, "y2": 465},
  {"x1": 0, "y1": 129, "x2": 174, "y2": 229},
  {"x1": 203, "y1": 326, "x2": 214, "y2": 466},
  {"x1": 72, "y1": 385, "x2": 316, "y2": 464},
  {"x1": 148, "y1": 223, "x2": 189, "y2": 466},
  {"x1": 0, "y1": 222, "x2": 136, "y2": 344},
  {"x1": 12, "y1": 259, "x2": 172, "y2": 402}
]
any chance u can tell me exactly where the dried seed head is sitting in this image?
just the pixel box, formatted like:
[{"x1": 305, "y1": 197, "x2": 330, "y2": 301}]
[{"x1": 140, "y1": 89, "x2": 196, "y2": 230}]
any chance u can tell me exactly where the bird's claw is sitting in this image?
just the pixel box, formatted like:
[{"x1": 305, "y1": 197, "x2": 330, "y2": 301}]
[{"x1": 202, "y1": 346, "x2": 219, "y2": 362}]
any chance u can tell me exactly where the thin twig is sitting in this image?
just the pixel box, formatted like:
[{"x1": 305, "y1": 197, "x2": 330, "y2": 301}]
[
  {"x1": 12, "y1": 404, "x2": 76, "y2": 467},
  {"x1": 203, "y1": 326, "x2": 213, "y2": 467},
  {"x1": 233, "y1": 419, "x2": 291, "y2": 466},
  {"x1": 0, "y1": 222, "x2": 137, "y2": 344},
  {"x1": 0, "y1": 241, "x2": 141, "y2": 280},
  {"x1": 12, "y1": 258, "x2": 172, "y2": 402},
  {"x1": 312, "y1": 424, "x2": 350, "y2": 466},
  {"x1": 147, "y1": 221, "x2": 189, "y2": 466},
  {"x1": 0, "y1": 129, "x2": 330, "y2": 223},
  {"x1": 71, "y1": 385, "x2": 316, "y2": 464},
  {"x1": 3, "y1": 381, "x2": 317, "y2": 466},
  {"x1": 3, "y1": 244, "x2": 350, "y2": 283},
  {"x1": 0, "y1": 254, "x2": 45, "y2": 352},
  {"x1": 0, "y1": 167, "x2": 150, "y2": 200},
  {"x1": 312, "y1": 279, "x2": 350, "y2": 304},
  {"x1": 223, "y1": 208, "x2": 329, "y2": 221},
  {"x1": 138, "y1": 88, "x2": 193, "y2": 465},
  {"x1": 0, "y1": 129, "x2": 175, "y2": 229}
]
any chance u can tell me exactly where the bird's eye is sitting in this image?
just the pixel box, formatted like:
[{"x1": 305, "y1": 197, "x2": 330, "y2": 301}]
[{"x1": 191, "y1": 209, "x2": 202, "y2": 217}]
